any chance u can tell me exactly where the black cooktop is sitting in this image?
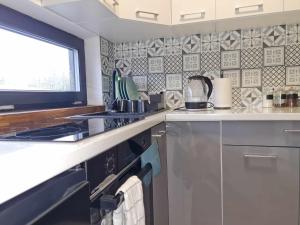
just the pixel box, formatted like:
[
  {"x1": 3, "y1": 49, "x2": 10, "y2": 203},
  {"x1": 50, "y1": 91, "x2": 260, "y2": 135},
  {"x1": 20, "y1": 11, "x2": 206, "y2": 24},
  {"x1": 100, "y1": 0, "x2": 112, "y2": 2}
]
[{"x1": 0, "y1": 117, "x2": 144, "y2": 142}]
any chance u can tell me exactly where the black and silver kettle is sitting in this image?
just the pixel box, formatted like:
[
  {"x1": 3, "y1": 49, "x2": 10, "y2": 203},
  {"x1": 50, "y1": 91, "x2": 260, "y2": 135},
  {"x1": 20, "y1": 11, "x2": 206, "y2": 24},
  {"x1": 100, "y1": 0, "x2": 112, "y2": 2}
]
[{"x1": 184, "y1": 75, "x2": 213, "y2": 109}]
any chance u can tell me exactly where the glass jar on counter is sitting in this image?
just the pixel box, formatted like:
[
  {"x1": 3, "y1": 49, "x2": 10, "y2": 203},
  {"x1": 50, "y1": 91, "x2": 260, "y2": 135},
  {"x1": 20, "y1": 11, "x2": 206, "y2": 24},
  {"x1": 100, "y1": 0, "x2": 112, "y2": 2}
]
[
  {"x1": 273, "y1": 88, "x2": 287, "y2": 107},
  {"x1": 286, "y1": 88, "x2": 298, "y2": 107},
  {"x1": 263, "y1": 89, "x2": 274, "y2": 108}
]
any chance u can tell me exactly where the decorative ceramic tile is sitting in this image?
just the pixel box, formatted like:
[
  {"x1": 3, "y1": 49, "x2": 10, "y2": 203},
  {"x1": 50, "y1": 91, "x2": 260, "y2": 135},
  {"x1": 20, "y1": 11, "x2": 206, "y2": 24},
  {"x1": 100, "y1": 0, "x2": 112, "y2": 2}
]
[
  {"x1": 264, "y1": 46, "x2": 284, "y2": 66},
  {"x1": 201, "y1": 33, "x2": 220, "y2": 52},
  {"x1": 166, "y1": 91, "x2": 184, "y2": 108},
  {"x1": 241, "y1": 28, "x2": 262, "y2": 48},
  {"x1": 285, "y1": 45, "x2": 300, "y2": 66},
  {"x1": 221, "y1": 50, "x2": 240, "y2": 69},
  {"x1": 165, "y1": 37, "x2": 182, "y2": 55},
  {"x1": 138, "y1": 40, "x2": 147, "y2": 49},
  {"x1": 122, "y1": 42, "x2": 131, "y2": 51},
  {"x1": 164, "y1": 55, "x2": 183, "y2": 73},
  {"x1": 123, "y1": 49, "x2": 132, "y2": 58},
  {"x1": 103, "y1": 92, "x2": 112, "y2": 109},
  {"x1": 182, "y1": 34, "x2": 201, "y2": 54},
  {"x1": 242, "y1": 69, "x2": 261, "y2": 87},
  {"x1": 147, "y1": 38, "x2": 165, "y2": 57},
  {"x1": 201, "y1": 51, "x2": 220, "y2": 71},
  {"x1": 131, "y1": 57, "x2": 148, "y2": 75},
  {"x1": 182, "y1": 71, "x2": 200, "y2": 89},
  {"x1": 115, "y1": 50, "x2": 123, "y2": 59},
  {"x1": 204, "y1": 70, "x2": 221, "y2": 79},
  {"x1": 102, "y1": 75, "x2": 110, "y2": 93},
  {"x1": 101, "y1": 55, "x2": 110, "y2": 75},
  {"x1": 132, "y1": 75, "x2": 148, "y2": 91},
  {"x1": 232, "y1": 88, "x2": 242, "y2": 108},
  {"x1": 286, "y1": 24, "x2": 300, "y2": 45},
  {"x1": 166, "y1": 74, "x2": 182, "y2": 91},
  {"x1": 262, "y1": 25, "x2": 286, "y2": 47},
  {"x1": 223, "y1": 70, "x2": 241, "y2": 87},
  {"x1": 148, "y1": 73, "x2": 165, "y2": 94},
  {"x1": 262, "y1": 66, "x2": 285, "y2": 87},
  {"x1": 115, "y1": 59, "x2": 131, "y2": 76},
  {"x1": 148, "y1": 57, "x2": 164, "y2": 74},
  {"x1": 241, "y1": 88, "x2": 262, "y2": 108},
  {"x1": 108, "y1": 41, "x2": 114, "y2": 58},
  {"x1": 286, "y1": 66, "x2": 300, "y2": 85},
  {"x1": 100, "y1": 37, "x2": 109, "y2": 57},
  {"x1": 183, "y1": 54, "x2": 200, "y2": 71},
  {"x1": 220, "y1": 30, "x2": 241, "y2": 50},
  {"x1": 241, "y1": 48, "x2": 263, "y2": 69}
]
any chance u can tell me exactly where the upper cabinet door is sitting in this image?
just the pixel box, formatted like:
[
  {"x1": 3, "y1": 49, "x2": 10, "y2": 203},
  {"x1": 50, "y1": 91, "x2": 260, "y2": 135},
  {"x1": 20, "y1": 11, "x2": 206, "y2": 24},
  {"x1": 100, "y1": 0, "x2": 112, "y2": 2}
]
[
  {"x1": 284, "y1": 0, "x2": 300, "y2": 11},
  {"x1": 172, "y1": 0, "x2": 215, "y2": 24},
  {"x1": 216, "y1": 0, "x2": 283, "y2": 20},
  {"x1": 118, "y1": 0, "x2": 171, "y2": 25}
]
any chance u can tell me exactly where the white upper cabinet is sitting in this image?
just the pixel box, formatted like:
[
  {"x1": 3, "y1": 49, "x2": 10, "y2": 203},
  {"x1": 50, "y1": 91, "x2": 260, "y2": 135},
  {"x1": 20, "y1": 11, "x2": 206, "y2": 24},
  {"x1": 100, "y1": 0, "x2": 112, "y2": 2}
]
[
  {"x1": 172, "y1": 0, "x2": 215, "y2": 24},
  {"x1": 284, "y1": 0, "x2": 300, "y2": 11},
  {"x1": 99, "y1": 0, "x2": 120, "y2": 16},
  {"x1": 216, "y1": 0, "x2": 284, "y2": 20},
  {"x1": 117, "y1": 0, "x2": 171, "y2": 25}
]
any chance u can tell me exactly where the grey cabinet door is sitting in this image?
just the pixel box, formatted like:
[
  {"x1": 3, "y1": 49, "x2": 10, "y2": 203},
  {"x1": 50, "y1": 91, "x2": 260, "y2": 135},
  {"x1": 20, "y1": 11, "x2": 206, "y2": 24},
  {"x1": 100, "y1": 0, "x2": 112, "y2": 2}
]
[
  {"x1": 223, "y1": 145, "x2": 299, "y2": 225},
  {"x1": 166, "y1": 122, "x2": 222, "y2": 225},
  {"x1": 151, "y1": 123, "x2": 169, "y2": 225}
]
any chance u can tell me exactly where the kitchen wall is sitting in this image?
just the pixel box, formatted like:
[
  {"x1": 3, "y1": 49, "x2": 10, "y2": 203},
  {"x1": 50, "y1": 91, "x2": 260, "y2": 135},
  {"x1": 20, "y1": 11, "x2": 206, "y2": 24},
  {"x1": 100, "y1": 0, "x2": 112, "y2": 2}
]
[
  {"x1": 100, "y1": 37, "x2": 115, "y2": 108},
  {"x1": 101, "y1": 23, "x2": 300, "y2": 109}
]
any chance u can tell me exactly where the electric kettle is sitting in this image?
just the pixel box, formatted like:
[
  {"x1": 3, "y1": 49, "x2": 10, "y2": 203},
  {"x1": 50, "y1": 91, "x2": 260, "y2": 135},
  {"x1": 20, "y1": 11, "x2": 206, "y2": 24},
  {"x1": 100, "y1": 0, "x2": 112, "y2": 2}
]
[{"x1": 184, "y1": 75, "x2": 213, "y2": 109}]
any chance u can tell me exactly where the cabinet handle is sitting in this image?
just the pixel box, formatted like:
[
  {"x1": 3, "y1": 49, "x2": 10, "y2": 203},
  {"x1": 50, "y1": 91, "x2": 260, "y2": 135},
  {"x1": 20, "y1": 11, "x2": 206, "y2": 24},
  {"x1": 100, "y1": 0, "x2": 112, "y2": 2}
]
[
  {"x1": 152, "y1": 130, "x2": 166, "y2": 138},
  {"x1": 244, "y1": 154, "x2": 278, "y2": 159},
  {"x1": 180, "y1": 11, "x2": 205, "y2": 21},
  {"x1": 283, "y1": 129, "x2": 300, "y2": 133},
  {"x1": 136, "y1": 10, "x2": 159, "y2": 20},
  {"x1": 235, "y1": 3, "x2": 263, "y2": 14},
  {"x1": 103, "y1": 0, "x2": 119, "y2": 9}
]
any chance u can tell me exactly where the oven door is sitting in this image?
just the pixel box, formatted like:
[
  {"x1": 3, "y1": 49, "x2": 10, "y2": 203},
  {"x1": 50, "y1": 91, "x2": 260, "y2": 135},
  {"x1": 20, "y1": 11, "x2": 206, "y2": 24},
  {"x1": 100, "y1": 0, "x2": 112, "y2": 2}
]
[
  {"x1": 90, "y1": 159, "x2": 153, "y2": 225},
  {"x1": 0, "y1": 169, "x2": 90, "y2": 225}
]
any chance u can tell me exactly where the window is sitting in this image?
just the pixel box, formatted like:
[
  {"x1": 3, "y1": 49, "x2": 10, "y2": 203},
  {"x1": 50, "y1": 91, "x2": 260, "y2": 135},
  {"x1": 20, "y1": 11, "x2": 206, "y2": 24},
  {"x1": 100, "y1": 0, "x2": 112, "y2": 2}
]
[{"x1": 0, "y1": 4, "x2": 86, "y2": 110}]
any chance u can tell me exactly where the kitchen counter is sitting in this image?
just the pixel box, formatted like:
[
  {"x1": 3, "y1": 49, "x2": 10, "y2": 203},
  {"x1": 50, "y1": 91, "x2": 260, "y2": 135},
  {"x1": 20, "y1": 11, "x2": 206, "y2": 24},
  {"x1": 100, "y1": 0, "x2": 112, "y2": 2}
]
[
  {"x1": 0, "y1": 111, "x2": 166, "y2": 205},
  {"x1": 2, "y1": 107, "x2": 300, "y2": 205},
  {"x1": 166, "y1": 107, "x2": 300, "y2": 121}
]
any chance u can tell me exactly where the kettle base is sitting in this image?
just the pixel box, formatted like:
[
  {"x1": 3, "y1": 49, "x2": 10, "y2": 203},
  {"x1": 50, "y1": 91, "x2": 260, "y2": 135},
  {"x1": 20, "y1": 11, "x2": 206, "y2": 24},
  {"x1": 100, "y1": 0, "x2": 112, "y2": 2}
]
[{"x1": 185, "y1": 102, "x2": 209, "y2": 109}]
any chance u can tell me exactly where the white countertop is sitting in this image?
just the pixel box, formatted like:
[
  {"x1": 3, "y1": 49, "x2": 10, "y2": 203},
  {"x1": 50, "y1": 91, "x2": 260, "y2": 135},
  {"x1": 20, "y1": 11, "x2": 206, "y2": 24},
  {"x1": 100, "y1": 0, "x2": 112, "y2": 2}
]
[
  {"x1": 2, "y1": 107, "x2": 300, "y2": 205},
  {"x1": 0, "y1": 111, "x2": 166, "y2": 205},
  {"x1": 166, "y1": 107, "x2": 300, "y2": 121}
]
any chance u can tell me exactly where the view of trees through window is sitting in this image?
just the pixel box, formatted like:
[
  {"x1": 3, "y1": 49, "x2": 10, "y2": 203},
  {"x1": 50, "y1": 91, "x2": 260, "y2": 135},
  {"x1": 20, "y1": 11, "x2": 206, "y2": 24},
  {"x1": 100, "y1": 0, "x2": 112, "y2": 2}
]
[{"x1": 0, "y1": 27, "x2": 79, "y2": 92}]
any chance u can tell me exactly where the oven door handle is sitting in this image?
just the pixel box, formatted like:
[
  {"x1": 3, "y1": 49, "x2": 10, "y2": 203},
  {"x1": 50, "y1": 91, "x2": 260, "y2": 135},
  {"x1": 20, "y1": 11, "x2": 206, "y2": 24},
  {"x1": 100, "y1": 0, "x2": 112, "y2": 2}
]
[
  {"x1": 90, "y1": 157, "x2": 140, "y2": 202},
  {"x1": 138, "y1": 163, "x2": 152, "y2": 180}
]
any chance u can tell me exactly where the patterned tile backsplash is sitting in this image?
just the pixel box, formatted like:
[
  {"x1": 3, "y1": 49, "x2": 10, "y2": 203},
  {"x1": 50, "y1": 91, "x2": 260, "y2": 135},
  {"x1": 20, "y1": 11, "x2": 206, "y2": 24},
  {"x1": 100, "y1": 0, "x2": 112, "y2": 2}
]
[{"x1": 100, "y1": 23, "x2": 300, "y2": 109}]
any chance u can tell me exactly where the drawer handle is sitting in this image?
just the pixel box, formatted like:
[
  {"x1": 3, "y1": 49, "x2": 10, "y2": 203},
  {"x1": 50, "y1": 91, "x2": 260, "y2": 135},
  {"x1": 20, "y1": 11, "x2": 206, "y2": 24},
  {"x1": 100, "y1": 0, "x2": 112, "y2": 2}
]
[
  {"x1": 244, "y1": 154, "x2": 278, "y2": 159},
  {"x1": 283, "y1": 129, "x2": 300, "y2": 133},
  {"x1": 136, "y1": 10, "x2": 159, "y2": 20},
  {"x1": 235, "y1": 3, "x2": 263, "y2": 14},
  {"x1": 180, "y1": 11, "x2": 205, "y2": 21},
  {"x1": 152, "y1": 130, "x2": 166, "y2": 138}
]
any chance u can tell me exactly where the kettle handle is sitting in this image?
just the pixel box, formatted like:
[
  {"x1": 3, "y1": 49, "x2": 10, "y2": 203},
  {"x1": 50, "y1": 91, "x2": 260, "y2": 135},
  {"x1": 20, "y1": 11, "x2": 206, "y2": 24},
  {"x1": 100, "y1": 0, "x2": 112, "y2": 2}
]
[{"x1": 203, "y1": 76, "x2": 213, "y2": 99}]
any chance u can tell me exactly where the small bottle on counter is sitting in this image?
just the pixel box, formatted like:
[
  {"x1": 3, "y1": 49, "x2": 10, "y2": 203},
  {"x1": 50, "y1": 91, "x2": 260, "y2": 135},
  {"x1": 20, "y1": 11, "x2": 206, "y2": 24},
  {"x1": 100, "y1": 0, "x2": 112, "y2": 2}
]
[
  {"x1": 273, "y1": 88, "x2": 287, "y2": 107},
  {"x1": 263, "y1": 89, "x2": 274, "y2": 108},
  {"x1": 286, "y1": 88, "x2": 298, "y2": 107}
]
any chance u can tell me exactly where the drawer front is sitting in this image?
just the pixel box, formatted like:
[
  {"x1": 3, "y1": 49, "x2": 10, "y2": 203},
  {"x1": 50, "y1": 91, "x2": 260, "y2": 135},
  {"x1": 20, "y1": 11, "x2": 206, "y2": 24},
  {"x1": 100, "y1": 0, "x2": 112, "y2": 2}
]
[
  {"x1": 223, "y1": 145, "x2": 299, "y2": 225},
  {"x1": 223, "y1": 121, "x2": 300, "y2": 146}
]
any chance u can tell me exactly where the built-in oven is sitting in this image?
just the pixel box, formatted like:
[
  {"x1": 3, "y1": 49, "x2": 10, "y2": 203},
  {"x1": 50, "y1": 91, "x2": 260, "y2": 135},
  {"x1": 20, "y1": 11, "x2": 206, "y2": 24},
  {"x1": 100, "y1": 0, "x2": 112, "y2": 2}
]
[
  {"x1": 86, "y1": 130, "x2": 153, "y2": 225},
  {"x1": 0, "y1": 168, "x2": 90, "y2": 225}
]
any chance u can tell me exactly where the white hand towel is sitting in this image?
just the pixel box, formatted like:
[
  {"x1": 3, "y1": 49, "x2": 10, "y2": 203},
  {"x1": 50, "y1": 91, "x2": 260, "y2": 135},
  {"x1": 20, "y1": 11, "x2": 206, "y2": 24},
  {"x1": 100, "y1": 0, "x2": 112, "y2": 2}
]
[{"x1": 113, "y1": 176, "x2": 145, "y2": 225}]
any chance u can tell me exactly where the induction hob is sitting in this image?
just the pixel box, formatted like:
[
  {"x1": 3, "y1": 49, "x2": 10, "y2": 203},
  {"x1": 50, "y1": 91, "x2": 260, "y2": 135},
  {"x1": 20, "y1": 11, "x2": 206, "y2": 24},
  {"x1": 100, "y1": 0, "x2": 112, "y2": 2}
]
[{"x1": 0, "y1": 117, "x2": 144, "y2": 142}]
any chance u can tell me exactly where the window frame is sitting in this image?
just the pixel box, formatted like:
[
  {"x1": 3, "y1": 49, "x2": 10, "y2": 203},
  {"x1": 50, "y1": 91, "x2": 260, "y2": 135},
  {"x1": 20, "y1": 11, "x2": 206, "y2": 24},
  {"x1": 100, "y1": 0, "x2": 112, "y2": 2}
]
[{"x1": 0, "y1": 4, "x2": 87, "y2": 110}]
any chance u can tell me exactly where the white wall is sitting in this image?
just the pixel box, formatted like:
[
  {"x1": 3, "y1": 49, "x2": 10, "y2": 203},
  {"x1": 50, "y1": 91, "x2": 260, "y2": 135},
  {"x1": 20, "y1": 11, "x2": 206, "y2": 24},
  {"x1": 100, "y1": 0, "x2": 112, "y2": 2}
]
[{"x1": 84, "y1": 36, "x2": 103, "y2": 105}]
